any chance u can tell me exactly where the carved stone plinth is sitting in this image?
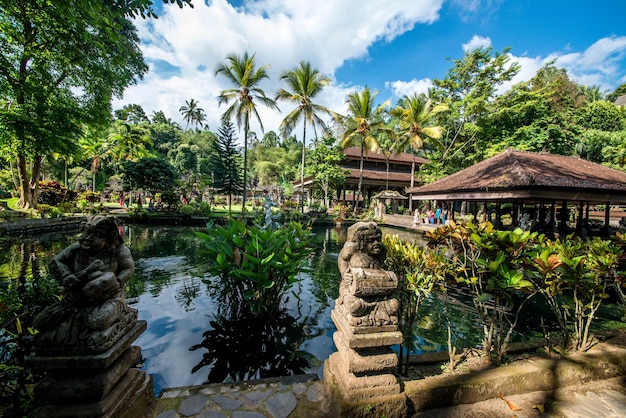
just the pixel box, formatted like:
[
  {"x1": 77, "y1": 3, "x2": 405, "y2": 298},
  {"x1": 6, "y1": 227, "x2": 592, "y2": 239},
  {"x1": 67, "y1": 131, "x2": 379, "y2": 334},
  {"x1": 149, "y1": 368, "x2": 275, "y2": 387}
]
[
  {"x1": 26, "y1": 321, "x2": 153, "y2": 418},
  {"x1": 328, "y1": 310, "x2": 402, "y2": 400}
]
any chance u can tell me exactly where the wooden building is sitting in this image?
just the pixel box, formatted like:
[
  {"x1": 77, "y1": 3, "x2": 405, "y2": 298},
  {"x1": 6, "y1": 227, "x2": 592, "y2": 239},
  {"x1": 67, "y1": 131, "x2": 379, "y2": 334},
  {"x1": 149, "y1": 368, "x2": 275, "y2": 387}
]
[
  {"x1": 294, "y1": 147, "x2": 428, "y2": 209},
  {"x1": 406, "y1": 149, "x2": 626, "y2": 236}
]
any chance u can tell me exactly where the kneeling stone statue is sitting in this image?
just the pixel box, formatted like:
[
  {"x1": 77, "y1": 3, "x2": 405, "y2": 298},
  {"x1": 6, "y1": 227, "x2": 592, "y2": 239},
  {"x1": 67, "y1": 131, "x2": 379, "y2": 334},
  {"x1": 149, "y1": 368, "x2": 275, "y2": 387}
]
[
  {"x1": 33, "y1": 215, "x2": 137, "y2": 355},
  {"x1": 337, "y1": 221, "x2": 399, "y2": 327}
]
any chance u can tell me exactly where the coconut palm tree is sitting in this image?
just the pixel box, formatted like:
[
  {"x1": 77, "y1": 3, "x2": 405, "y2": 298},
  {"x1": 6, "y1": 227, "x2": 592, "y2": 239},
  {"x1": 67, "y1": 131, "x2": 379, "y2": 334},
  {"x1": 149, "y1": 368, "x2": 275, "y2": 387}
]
[
  {"x1": 215, "y1": 52, "x2": 279, "y2": 212},
  {"x1": 276, "y1": 61, "x2": 335, "y2": 212},
  {"x1": 339, "y1": 87, "x2": 392, "y2": 213},
  {"x1": 390, "y1": 93, "x2": 448, "y2": 187},
  {"x1": 179, "y1": 98, "x2": 207, "y2": 130}
]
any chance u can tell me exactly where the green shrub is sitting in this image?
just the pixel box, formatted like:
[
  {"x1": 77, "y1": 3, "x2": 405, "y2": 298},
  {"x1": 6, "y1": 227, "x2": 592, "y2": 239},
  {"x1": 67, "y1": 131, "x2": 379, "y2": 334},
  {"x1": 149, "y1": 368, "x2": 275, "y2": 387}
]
[
  {"x1": 36, "y1": 204, "x2": 54, "y2": 218},
  {"x1": 57, "y1": 202, "x2": 76, "y2": 214},
  {"x1": 179, "y1": 204, "x2": 196, "y2": 217}
]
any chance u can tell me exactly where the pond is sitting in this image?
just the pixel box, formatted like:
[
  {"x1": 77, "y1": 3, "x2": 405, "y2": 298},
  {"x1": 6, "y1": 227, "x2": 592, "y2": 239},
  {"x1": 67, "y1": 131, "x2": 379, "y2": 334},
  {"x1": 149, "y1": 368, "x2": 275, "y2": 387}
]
[{"x1": 4, "y1": 223, "x2": 622, "y2": 396}]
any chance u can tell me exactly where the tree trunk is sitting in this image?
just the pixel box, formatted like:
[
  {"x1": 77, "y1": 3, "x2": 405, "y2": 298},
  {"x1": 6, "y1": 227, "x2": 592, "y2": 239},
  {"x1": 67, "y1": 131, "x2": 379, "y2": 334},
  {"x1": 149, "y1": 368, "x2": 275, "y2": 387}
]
[
  {"x1": 300, "y1": 122, "x2": 307, "y2": 213},
  {"x1": 242, "y1": 122, "x2": 249, "y2": 214},
  {"x1": 17, "y1": 154, "x2": 42, "y2": 209}
]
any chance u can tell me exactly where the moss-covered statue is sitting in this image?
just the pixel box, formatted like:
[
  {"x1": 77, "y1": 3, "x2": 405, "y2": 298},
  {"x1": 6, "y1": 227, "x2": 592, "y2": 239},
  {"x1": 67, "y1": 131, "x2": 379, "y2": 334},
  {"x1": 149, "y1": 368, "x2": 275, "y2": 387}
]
[
  {"x1": 337, "y1": 221, "x2": 399, "y2": 327},
  {"x1": 33, "y1": 216, "x2": 137, "y2": 355}
]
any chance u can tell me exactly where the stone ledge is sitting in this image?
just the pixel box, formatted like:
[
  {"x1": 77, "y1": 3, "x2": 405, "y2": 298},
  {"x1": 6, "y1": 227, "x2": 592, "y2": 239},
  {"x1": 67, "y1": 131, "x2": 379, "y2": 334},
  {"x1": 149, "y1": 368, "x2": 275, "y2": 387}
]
[{"x1": 404, "y1": 346, "x2": 626, "y2": 412}]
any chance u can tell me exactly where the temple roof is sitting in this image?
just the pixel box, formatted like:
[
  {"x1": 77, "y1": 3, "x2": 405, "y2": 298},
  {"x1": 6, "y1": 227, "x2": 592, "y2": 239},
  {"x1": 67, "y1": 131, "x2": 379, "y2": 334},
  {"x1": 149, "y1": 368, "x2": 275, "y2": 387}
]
[
  {"x1": 407, "y1": 149, "x2": 626, "y2": 204},
  {"x1": 343, "y1": 147, "x2": 429, "y2": 165}
]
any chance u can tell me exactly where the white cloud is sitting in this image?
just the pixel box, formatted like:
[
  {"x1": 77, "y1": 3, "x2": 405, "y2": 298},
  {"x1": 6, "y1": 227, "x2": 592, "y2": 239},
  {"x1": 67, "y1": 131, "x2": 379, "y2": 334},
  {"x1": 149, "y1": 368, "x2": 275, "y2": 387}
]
[
  {"x1": 497, "y1": 36, "x2": 626, "y2": 94},
  {"x1": 462, "y1": 35, "x2": 492, "y2": 52},
  {"x1": 386, "y1": 79, "x2": 433, "y2": 98},
  {"x1": 116, "y1": 0, "x2": 445, "y2": 138}
]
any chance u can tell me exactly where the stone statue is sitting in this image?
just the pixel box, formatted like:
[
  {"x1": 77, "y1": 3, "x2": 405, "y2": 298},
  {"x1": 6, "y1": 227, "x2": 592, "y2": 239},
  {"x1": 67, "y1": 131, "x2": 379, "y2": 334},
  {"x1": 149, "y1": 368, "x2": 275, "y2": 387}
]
[
  {"x1": 33, "y1": 215, "x2": 137, "y2": 356},
  {"x1": 337, "y1": 221, "x2": 399, "y2": 327}
]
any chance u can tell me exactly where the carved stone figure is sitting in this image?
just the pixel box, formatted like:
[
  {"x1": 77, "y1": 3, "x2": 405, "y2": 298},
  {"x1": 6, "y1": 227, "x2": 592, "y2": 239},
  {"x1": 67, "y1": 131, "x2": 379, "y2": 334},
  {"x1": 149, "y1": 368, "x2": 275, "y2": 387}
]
[
  {"x1": 33, "y1": 215, "x2": 137, "y2": 355},
  {"x1": 336, "y1": 221, "x2": 399, "y2": 327},
  {"x1": 325, "y1": 221, "x2": 404, "y2": 414}
]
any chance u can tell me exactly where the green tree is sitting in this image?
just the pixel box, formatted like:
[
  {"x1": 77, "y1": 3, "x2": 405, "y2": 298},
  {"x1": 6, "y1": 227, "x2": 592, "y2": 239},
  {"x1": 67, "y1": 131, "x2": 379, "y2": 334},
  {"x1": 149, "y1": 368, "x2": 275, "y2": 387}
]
[
  {"x1": 115, "y1": 103, "x2": 149, "y2": 124},
  {"x1": 78, "y1": 128, "x2": 109, "y2": 192},
  {"x1": 215, "y1": 52, "x2": 279, "y2": 213},
  {"x1": 306, "y1": 134, "x2": 346, "y2": 206},
  {"x1": 478, "y1": 64, "x2": 586, "y2": 157},
  {"x1": 210, "y1": 121, "x2": 243, "y2": 215},
  {"x1": 576, "y1": 100, "x2": 625, "y2": 132},
  {"x1": 0, "y1": 1, "x2": 173, "y2": 208},
  {"x1": 606, "y1": 82, "x2": 626, "y2": 104},
  {"x1": 276, "y1": 61, "x2": 335, "y2": 212},
  {"x1": 431, "y1": 46, "x2": 520, "y2": 170},
  {"x1": 121, "y1": 157, "x2": 178, "y2": 197},
  {"x1": 339, "y1": 87, "x2": 391, "y2": 212},
  {"x1": 580, "y1": 85, "x2": 605, "y2": 103},
  {"x1": 179, "y1": 98, "x2": 207, "y2": 130},
  {"x1": 390, "y1": 93, "x2": 448, "y2": 188},
  {"x1": 107, "y1": 121, "x2": 153, "y2": 167}
]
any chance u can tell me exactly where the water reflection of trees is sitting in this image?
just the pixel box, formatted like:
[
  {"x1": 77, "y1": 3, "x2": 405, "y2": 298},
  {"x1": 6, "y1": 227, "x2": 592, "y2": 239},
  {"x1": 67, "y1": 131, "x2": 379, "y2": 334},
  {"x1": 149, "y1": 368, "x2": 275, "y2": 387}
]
[{"x1": 190, "y1": 311, "x2": 310, "y2": 383}]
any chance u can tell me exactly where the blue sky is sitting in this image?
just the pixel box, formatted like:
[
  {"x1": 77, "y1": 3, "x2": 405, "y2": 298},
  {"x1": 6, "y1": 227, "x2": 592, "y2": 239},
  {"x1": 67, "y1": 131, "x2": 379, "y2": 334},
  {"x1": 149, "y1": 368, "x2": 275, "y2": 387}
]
[{"x1": 116, "y1": 0, "x2": 626, "y2": 136}]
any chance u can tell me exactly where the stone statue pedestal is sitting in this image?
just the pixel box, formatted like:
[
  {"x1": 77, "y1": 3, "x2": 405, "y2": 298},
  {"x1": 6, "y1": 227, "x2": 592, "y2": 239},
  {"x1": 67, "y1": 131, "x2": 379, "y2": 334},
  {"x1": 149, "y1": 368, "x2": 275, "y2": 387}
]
[
  {"x1": 26, "y1": 321, "x2": 153, "y2": 417},
  {"x1": 325, "y1": 311, "x2": 407, "y2": 417}
]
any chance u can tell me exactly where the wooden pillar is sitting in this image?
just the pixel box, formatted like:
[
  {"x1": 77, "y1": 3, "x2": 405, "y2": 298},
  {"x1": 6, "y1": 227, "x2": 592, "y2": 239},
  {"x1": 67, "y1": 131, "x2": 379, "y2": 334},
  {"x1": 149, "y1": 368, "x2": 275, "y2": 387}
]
[
  {"x1": 495, "y1": 201, "x2": 502, "y2": 228},
  {"x1": 482, "y1": 202, "x2": 488, "y2": 223},
  {"x1": 576, "y1": 201, "x2": 584, "y2": 236},
  {"x1": 558, "y1": 201, "x2": 568, "y2": 235}
]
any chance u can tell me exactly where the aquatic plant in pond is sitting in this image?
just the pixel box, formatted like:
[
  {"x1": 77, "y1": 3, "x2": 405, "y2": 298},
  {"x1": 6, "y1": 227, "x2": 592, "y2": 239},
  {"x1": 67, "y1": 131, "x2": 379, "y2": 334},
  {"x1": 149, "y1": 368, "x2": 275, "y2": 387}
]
[{"x1": 195, "y1": 219, "x2": 314, "y2": 317}]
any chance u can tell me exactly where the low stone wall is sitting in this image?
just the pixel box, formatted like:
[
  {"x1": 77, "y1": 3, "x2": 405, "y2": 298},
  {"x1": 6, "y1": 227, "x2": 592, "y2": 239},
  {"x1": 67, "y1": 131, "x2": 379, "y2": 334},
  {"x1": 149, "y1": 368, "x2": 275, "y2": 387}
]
[
  {"x1": 0, "y1": 216, "x2": 86, "y2": 237},
  {"x1": 404, "y1": 345, "x2": 626, "y2": 414}
]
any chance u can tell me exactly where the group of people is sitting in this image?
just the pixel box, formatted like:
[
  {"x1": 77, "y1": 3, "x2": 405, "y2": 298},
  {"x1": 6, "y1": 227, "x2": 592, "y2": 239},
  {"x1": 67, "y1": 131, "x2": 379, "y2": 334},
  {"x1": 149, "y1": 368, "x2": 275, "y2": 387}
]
[{"x1": 412, "y1": 206, "x2": 450, "y2": 225}]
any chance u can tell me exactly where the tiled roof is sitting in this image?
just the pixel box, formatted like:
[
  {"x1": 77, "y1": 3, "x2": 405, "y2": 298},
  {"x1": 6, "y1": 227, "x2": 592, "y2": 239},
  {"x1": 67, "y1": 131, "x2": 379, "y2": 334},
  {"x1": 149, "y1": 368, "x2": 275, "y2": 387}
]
[
  {"x1": 407, "y1": 149, "x2": 626, "y2": 194},
  {"x1": 345, "y1": 168, "x2": 413, "y2": 182},
  {"x1": 615, "y1": 95, "x2": 626, "y2": 106},
  {"x1": 343, "y1": 147, "x2": 429, "y2": 165}
]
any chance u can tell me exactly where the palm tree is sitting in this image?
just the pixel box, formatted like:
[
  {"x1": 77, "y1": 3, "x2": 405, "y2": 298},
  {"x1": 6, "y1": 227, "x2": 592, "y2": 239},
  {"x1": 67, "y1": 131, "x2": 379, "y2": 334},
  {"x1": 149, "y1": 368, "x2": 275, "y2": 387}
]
[
  {"x1": 78, "y1": 133, "x2": 107, "y2": 193},
  {"x1": 276, "y1": 61, "x2": 335, "y2": 212},
  {"x1": 179, "y1": 98, "x2": 207, "y2": 130},
  {"x1": 215, "y1": 52, "x2": 279, "y2": 212},
  {"x1": 339, "y1": 87, "x2": 392, "y2": 213},
  {"x1": 390, "y1": 93, "x2": 448, "y2": 186}
]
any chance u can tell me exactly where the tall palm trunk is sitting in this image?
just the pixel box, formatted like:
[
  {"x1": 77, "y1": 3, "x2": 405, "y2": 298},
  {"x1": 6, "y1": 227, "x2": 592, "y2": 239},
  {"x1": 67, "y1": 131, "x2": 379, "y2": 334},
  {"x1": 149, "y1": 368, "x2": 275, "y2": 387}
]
[
  {"x1": 300, "y1": 121, "x2": 307, "y2": 213},
  {"x1": 242, "y1": 122, "x2": 249, "y2": 213}
]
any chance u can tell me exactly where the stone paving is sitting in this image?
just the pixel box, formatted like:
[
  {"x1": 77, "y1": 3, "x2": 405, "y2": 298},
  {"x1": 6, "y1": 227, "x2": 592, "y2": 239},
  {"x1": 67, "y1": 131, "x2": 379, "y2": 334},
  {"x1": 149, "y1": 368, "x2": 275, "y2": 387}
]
[
  {"x1": 556, "y1": 389, "x2": 626, "y2": 418},
  {"x1": 151, "y1": 374, "x2": 328, "y2": 418}
]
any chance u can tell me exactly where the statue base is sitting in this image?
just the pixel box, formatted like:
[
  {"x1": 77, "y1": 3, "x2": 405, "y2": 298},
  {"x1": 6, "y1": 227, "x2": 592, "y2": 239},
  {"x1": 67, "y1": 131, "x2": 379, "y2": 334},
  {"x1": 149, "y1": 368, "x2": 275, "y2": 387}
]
[{"x1": 26, "y1": 321, "x2": 153, "y2": 417}]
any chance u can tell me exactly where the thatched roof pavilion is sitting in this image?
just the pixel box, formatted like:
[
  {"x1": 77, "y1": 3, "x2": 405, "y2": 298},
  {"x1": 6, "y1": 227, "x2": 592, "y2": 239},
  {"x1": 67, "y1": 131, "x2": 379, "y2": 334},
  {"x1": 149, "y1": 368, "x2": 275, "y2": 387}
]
[{"x1": 406, "y1": 149, "x2": 626, "y2": 236}]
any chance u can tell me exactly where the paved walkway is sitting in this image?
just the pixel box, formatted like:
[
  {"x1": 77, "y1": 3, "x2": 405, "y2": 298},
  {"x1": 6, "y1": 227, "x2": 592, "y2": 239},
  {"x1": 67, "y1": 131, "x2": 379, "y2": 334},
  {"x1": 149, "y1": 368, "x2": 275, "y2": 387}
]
[
  {"x1": 150, "y1": 375, "x2": 626, "y2": 418},
  {"x1": 151, "y1": 374, "x2": 328, "y2": 418}
]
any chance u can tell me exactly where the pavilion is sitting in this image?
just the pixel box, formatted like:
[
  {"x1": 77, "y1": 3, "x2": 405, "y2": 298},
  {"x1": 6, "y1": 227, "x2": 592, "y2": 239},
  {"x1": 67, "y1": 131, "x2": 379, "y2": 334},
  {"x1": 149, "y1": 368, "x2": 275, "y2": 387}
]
[{"x1": 406, "y1": 149, "x2": 626, "y2": 236}]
